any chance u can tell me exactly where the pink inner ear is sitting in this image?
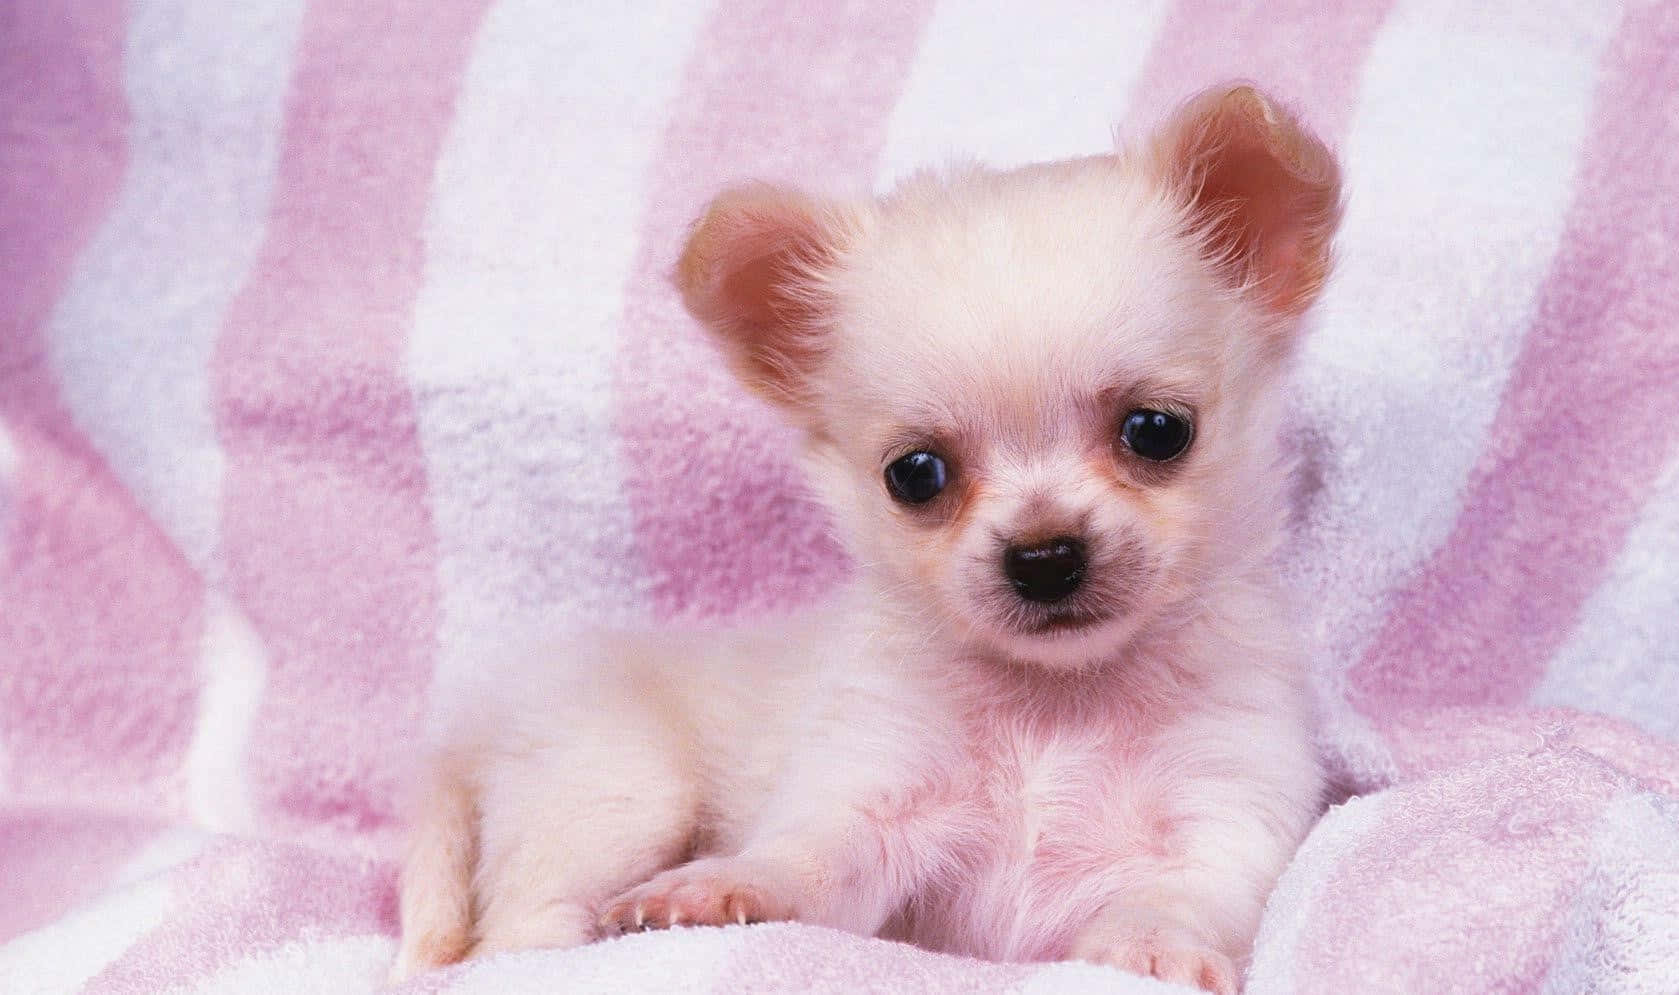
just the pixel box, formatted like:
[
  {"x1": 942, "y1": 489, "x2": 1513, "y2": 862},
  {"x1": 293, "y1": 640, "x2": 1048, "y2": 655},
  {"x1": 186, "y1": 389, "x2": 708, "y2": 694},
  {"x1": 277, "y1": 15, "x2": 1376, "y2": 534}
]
[
  {"x1": 1160, "y1": 87, "x2": 1341, "y2": 317},
  {"x1": 1197, "y1": 132, "x2": 1319, "y2": 309},
  {"x1": 676, "y1": 188, "x2": 842, "y2": 402},
  {"x1": 716, "y1": 231, "x2": 823, "y2": 337}
]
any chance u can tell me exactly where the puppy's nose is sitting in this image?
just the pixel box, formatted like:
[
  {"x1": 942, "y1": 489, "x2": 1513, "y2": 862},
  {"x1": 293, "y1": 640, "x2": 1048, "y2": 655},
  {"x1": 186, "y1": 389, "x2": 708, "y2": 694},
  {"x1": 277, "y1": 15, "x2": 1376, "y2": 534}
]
[{"x1": 1003, "y1": 537, "x2": 1087, "y2": 603}]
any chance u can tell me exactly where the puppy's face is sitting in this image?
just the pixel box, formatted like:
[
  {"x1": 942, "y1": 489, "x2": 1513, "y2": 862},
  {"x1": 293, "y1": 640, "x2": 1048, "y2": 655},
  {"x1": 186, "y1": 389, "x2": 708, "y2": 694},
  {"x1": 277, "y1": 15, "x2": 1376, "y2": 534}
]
[
  {"x1": 680, "y1": 86, "x2": 1340, "y2": 670},
  {"x1": 810, "y1": 173, "x2": 1258, "y2": 669}
]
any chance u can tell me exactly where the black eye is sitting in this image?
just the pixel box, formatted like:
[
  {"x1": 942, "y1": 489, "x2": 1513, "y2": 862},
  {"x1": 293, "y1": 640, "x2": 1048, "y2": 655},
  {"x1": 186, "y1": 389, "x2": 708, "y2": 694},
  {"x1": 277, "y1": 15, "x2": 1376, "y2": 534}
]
[
  {"x1": 885, "y1": 451, "x2": 948, "y2": 504},
  {"x1": 1121, "y1": 409, "x2": 1193, "y2": 462}
]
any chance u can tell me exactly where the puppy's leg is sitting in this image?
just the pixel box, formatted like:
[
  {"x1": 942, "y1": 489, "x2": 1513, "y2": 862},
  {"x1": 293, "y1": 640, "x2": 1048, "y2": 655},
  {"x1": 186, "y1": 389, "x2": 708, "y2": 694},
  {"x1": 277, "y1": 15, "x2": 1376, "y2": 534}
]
[
  {"x1": 1068, "y1": 705, "x2": 1320, "y2": 995},
  {"x1": 601, "y1": 684, "x2": 958, "y2": 939},
  {"x1": 468, "y1": 676, "x2": 699, "y2": 961},
  {"x1": 391, "y1": 748, "x2": 479, "y2": 983},
  {"x1": 599, "y1": 783, "x2": 928, "y2": 939}
]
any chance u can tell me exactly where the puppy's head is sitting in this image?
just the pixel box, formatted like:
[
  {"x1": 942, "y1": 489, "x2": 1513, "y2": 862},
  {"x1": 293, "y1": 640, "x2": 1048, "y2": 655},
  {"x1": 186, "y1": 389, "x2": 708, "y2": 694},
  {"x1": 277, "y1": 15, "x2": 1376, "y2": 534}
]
[{"x1": 678, "y1": 85, "x2": 1340, "y2": 670}]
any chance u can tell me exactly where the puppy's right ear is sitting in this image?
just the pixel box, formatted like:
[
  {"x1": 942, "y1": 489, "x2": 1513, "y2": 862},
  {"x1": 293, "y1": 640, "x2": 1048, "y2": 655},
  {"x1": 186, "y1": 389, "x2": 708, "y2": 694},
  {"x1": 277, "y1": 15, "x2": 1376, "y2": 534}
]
[{"x1": 676, "y1": 185, "x2": 861, "y2": 413}]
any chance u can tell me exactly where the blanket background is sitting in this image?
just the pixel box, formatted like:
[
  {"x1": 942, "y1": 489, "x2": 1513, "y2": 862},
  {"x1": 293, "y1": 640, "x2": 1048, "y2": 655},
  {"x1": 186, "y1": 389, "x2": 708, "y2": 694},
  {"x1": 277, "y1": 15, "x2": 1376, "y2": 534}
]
[{"x1": 3, "y1": 1, "x2": 1678, "y2": 991}]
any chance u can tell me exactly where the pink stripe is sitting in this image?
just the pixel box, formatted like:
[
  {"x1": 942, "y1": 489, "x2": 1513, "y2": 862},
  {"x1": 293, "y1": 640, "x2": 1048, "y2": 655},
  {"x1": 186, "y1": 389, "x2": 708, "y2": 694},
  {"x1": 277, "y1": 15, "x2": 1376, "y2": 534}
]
[
  {"x1": 84, "y1": 839, "x2": 395, "y2": 993},
  {"x1": 211, "y1": 0, "x2": 491, "y2": 838},
  {"x1": 1350, "y1": 4, "x2": 1679, "y2": 715},
  {"x1": 1380, "y1": 706, "x2": 1679, "y2": 797},
  {"x1": 1122, "y1": 0, "x2": 1394, "y2": 136},
  {"x1": 1296, "y1": 747, "x2": 1622, "y2": 993},
  {"x1": 612, "y1": 1, "x2": 935, "y2": 619},
  {"x1": 0, "y1": 809, "x2": 162, "y2": 942},
  {"x1": 0, "y1": 3, "x2": 203, "y2": 810}
]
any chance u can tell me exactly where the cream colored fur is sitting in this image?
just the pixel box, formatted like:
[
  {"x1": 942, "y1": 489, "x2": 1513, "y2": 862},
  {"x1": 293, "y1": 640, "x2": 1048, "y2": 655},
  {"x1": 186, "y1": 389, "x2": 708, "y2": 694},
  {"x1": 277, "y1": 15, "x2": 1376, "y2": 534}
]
[{"x1": 394, "y1": 84, "x2": 1340, "y2": 994}]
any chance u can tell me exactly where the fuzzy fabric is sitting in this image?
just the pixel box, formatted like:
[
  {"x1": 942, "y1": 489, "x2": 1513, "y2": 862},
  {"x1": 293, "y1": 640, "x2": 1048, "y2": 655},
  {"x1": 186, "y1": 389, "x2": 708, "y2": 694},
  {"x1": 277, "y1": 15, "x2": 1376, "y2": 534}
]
[{"x1": 2, "y1": 1, "x2": 1677, "y2": 992}]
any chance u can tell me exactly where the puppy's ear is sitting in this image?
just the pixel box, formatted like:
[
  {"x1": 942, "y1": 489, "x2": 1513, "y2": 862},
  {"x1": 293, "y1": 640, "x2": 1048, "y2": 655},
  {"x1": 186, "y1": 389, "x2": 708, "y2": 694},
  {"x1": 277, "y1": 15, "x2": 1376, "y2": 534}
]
[
  {"x1": 1147, "y1": 84, "x2": 1341, "y2": 321},
  {"x1": 675, "y1": 185, "x2": 860, "y2": 413}
]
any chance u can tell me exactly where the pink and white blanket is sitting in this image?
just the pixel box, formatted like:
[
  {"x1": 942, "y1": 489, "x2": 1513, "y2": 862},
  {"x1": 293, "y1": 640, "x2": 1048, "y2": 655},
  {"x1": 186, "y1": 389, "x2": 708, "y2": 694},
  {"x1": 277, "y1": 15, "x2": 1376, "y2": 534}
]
[{"x1": 4, "y1": 1, "x2": 1678, "y2": 992}]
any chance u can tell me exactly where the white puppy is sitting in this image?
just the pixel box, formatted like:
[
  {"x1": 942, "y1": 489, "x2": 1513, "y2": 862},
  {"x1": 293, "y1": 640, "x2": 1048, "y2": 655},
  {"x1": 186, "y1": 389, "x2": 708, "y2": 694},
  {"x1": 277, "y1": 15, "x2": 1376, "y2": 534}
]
[{"x1": 394, "y1": 83, "x2": 1340, "y2": 994}]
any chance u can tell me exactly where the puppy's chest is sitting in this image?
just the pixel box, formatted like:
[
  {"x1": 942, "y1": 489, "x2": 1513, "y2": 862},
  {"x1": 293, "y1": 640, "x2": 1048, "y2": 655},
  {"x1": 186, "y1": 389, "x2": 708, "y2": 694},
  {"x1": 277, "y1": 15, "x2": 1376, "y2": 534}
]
[
  {"x1": 900, "y1": 713, "x2": 1174, "y2": 958},
  {"x1": 968, "y1": 718, "x2": 1163, "y2": 870}
]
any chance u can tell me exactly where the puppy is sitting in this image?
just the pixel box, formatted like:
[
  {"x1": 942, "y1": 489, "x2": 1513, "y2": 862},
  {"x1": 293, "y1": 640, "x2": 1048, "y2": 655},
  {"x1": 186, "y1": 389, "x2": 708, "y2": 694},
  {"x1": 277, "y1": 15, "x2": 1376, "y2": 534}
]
[{"x1": 393, "y1": 84, "x2": 1340, "y2": 994}]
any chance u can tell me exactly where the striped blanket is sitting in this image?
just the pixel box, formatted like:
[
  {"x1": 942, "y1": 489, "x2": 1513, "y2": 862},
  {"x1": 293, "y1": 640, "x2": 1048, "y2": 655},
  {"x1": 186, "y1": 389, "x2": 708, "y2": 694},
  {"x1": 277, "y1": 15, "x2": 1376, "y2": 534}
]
[{"x1": 3, "y1": 1, "x2": 1677, "y2": 992}]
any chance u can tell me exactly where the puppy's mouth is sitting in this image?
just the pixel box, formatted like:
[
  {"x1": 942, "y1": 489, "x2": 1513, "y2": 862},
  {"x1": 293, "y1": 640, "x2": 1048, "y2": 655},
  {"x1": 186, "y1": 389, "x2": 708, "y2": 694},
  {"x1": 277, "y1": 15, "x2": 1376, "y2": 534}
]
[{"x1": 1028, "y1": 609, "x2": 1112, "y2": 635}]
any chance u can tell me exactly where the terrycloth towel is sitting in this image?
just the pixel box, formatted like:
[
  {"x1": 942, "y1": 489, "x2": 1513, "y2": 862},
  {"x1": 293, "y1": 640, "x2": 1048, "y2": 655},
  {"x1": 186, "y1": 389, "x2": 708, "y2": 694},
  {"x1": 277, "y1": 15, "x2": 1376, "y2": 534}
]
[{"x1": 3, "y1": 1, "x2": 1677, "y2": 992}]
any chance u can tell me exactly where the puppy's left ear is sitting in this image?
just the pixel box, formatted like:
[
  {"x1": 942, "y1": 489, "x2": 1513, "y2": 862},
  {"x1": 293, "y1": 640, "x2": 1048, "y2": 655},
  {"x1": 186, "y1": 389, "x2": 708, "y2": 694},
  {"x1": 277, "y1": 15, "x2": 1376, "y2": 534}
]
[
  {"x1": 1147, "y1": 84, "x2": 1342, "y2": 323},
  {"x1": 676, "y1": 185, "x2": 863, "y2": 415}
]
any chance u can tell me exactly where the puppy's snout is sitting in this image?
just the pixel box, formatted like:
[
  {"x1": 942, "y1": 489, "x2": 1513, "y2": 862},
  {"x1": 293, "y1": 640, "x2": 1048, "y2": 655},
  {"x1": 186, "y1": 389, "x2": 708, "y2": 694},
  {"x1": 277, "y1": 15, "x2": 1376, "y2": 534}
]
[{"x1": 1003, "y1": 537, "x2": 1087, "y2": 603}]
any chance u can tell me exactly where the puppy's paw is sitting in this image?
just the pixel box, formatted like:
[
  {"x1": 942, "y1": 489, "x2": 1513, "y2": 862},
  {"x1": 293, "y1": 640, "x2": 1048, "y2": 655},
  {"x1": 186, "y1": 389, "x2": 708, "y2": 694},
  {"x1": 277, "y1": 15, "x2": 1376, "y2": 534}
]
[
  {"x1": 599, "y1": 857, "x2": 795, "y2": 934},
  {"x1": 1069, "y1": 910, "x2": 1238, "y2": 995},
  {"x1": 388, "y1": 925, "x2": 471, "y2": 986}
]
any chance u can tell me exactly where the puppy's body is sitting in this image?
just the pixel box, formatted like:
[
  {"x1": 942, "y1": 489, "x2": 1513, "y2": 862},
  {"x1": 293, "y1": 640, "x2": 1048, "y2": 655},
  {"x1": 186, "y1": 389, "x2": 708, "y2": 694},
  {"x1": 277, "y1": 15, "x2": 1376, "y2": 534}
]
[{"x1": 396, "y1": 86, "x2": 1340, "y2": 994}]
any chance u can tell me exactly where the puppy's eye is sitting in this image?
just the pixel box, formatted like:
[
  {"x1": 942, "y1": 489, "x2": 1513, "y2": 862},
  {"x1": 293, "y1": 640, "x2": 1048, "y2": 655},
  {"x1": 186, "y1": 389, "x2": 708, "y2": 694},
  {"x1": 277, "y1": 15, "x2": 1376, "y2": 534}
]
[
  {"x1": 1121, "y1": 409, "x2": 1193, "y2": 462},
  {"x1": 884, "y1": 451, "x2": 948, "y2": 504}
]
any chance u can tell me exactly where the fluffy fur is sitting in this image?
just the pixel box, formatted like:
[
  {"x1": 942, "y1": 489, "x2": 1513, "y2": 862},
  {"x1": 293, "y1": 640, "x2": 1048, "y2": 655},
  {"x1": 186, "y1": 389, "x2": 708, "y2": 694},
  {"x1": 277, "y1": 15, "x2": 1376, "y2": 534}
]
[{"x1": 393, "y1": 84, "x2": 1341, "y2": 994}]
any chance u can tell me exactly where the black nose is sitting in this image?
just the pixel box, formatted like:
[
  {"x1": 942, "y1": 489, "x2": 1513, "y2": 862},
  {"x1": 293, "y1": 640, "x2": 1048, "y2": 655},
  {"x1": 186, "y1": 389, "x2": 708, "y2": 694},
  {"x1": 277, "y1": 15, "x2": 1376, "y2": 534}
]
[{"x1": 1003, "y1": 537, "x2": 1087, "y2": 603}]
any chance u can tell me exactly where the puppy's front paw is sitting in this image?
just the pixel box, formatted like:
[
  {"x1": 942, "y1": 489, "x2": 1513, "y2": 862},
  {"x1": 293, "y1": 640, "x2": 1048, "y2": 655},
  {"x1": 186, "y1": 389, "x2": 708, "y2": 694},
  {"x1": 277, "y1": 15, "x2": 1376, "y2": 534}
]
[
  {"x1": 600, "y1": 857, "x2": 795, "y2": 934},
  {"x1": 1070, "y1": 910, "x2": 1237, "y2": 995}
]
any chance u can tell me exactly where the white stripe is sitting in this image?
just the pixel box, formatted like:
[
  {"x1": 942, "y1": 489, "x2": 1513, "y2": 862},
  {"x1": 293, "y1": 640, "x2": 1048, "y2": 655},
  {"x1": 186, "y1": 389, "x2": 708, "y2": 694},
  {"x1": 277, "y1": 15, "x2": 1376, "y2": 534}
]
[
  {"x1": 441, "y1": 924, "x2": 751, "y2": 994},
  {"x1": 44, "y1": 0, "x2": 305, "y2": 572},
  {"x1": 1539, "y1": 793, "x2": 1679, "y2": 995},
  {"x1": 1534, "y1": 449, "x2": 1679, "y2": 738},
  {"x1": 875, "y1": 0, "x2": 1172, "y2": 189},
  {"x1": 187, "y1": 934, "x2": 396, "y2": 995},
  {"x1": 183, "y1": 593, "x2": 268, "y2": 834},
  {"x1": 111, "y1": 828, "x2": 212, "y2": 889},
  {"x1": 0, "y1": 419, "x2": 17, "y2": 481},
  {"x1": 409, "y1": 2, "x2": 705, "y2": 702},
  {"x1": 0, "y1": 873, "x2": 174, "y2": 994},
  {"x1": 1284, "y1": 0, "x2": 1617, "y2": 695}
]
